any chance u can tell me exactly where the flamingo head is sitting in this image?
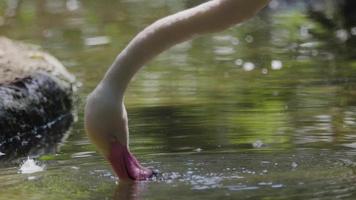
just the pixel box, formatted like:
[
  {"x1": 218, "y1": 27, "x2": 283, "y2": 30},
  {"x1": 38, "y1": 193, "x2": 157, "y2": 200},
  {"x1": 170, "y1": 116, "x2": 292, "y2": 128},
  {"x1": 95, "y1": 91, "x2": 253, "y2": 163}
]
[{"x1": 84, "y1": 93, "x2": 154, "y2": 181}]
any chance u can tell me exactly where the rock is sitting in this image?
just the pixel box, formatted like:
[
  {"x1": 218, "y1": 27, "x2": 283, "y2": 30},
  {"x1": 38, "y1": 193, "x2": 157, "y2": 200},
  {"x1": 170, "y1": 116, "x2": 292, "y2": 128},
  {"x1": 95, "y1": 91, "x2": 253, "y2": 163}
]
[{"x1": 0, "y1": 37, "x2": 75, "y2": 161}]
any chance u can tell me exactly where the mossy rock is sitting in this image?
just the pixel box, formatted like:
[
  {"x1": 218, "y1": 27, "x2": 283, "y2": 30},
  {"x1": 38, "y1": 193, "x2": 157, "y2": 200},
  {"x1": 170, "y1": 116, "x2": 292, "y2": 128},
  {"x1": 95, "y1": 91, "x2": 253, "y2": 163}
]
[{"x1": 0, "y1": 37, "x2": 75, "y2": 161}]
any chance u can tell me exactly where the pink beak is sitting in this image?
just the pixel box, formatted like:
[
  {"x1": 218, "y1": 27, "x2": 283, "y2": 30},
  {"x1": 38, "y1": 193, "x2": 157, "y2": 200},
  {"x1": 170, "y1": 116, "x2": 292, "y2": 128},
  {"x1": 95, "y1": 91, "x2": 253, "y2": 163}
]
[{"x1": 108, "y1": 141, "x2": 154, "y2": 181}]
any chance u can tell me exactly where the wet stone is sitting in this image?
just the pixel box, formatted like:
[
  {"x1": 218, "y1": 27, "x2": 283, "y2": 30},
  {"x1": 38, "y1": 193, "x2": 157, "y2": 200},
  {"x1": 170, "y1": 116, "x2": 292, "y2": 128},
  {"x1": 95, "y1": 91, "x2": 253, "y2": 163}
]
[{"x1": 0, "y1": 37, "x2": 75, "y2": 161}]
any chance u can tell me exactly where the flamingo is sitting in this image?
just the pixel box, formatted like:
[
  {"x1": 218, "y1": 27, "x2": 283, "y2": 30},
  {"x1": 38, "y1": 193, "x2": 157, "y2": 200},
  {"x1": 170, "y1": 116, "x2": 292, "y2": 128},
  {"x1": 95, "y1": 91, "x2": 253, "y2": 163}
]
[{"x1": 84, "y1": 0, "x2": 270, "y2": 181}]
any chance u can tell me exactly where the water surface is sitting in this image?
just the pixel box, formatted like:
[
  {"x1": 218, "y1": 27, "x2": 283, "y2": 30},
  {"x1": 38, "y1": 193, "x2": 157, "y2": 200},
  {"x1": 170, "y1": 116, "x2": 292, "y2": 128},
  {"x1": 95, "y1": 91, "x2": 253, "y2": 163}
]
[{"x1": 1, "y1": 0, "x2": 356, "y2": 199}]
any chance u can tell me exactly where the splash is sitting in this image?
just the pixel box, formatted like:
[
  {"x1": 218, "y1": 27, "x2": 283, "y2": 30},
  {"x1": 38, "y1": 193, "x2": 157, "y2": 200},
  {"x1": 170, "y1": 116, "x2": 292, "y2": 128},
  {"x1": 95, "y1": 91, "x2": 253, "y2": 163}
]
[
  {"x1": 253, "y1": 140, "x2": 264, "y2": 148},
  {"x1": 19, "y1": 157, "x2": 45, "y2": 174}
]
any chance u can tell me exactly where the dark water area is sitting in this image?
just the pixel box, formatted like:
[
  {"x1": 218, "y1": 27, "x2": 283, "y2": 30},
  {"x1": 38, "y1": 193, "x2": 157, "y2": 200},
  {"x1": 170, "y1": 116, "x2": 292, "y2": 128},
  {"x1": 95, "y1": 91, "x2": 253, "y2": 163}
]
[{"x1": 1, "y1": 0, "x2": 356, "y2": 199}]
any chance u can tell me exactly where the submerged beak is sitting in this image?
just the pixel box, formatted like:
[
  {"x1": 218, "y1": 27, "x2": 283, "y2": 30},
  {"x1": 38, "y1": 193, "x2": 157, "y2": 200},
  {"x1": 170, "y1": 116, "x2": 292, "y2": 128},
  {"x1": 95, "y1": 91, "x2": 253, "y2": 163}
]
[{"x1": 108, "y1": 141, "x2": 154, "y2": 181}]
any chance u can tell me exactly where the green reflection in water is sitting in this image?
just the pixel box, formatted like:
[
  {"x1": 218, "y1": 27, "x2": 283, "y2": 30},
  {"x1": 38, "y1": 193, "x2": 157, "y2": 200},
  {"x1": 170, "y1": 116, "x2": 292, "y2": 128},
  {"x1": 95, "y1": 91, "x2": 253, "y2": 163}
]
[{"x1": 1, "y1": 0, "x2": 356, "y2": 199}]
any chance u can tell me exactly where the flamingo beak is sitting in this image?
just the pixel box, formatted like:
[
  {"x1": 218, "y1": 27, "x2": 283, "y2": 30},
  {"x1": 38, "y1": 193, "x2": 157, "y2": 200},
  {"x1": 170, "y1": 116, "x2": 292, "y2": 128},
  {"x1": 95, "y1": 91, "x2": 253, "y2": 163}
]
[{"x1": 108, "y1": 141, "x2": 154, "y2": 181}]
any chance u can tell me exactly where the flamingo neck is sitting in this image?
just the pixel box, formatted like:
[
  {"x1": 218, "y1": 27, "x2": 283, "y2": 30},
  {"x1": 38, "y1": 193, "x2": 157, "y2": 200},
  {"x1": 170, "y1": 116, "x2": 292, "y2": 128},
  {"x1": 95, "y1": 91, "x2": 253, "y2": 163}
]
[{"x1": 98, "y1": 0, "x2": 270, "y2": 100}]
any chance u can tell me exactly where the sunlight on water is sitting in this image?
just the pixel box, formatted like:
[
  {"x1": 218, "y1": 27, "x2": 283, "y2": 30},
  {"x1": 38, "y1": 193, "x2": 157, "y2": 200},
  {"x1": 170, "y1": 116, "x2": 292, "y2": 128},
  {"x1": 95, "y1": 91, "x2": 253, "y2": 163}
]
[{"x1": 84, "y1": 36, "x2": 111, "y2": 47}]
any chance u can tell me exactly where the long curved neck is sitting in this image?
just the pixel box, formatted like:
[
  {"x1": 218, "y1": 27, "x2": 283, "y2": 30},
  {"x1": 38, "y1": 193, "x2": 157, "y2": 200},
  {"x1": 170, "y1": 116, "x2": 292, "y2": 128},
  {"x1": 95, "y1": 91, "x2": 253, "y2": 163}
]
[{"x1": 100, "y1": 0, "x2": 270, "y2": 101}]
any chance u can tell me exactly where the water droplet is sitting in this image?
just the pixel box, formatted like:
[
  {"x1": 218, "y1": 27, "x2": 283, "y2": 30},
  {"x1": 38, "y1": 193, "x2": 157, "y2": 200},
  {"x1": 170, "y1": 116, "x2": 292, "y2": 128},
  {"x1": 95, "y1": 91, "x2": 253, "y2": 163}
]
[
  {"x1": 262, "y1": 68, "x2": 268, "y2": 75},
  {"x1": 226, "y1": 185, "x2": 259, "y2": 191},
  {"x1": 253, "y1": 140, "x2": 263, "y2": 148},
  {"x1": 213, "y1": 35, "x2": 232, "y2": 42},
  {"x1": 336, "y1": 29, "x2": 349, "y2": 42},
  {"x1": 243, "y1": 62, "x2": 255, "y2": 71},
  {"x1": 71, "y1": 151, "x2": 95, "y2": 158},
  {"x1": 291, "y1": 162, "x2": 298, "y2": 169},
  {"x1": 259, "y1": 182, "x2": 272, "y2": 186},
  {"x1": 85, "y1": 36, "x2": 111, "y2": 46},
  {"x1": 269, "y1": 0, "x2": 279, "y2": 9},
  {"x1": 245, "y1": 35, "x2": 254, "y2": 43},
  {"x1": 271, "y1": 60, "x2": 283, "y2": 70},
  {"x1": 344, "y1": 120, "x2": 356, "y2": 125},
  {"x1": 71, "y1": 166, "x2": 80, "y2": 170},
  {"x1": 27, "y1": 176, "x2": 37, "y2": 181},
  {"x1": 300, "y1": 26, "x2": 310, "y2": 38},
  {"x1": 271, "y1": 184, "x2": 284, "y2": 188},
  {"x1": 194, "y1": 148, "x2": 202, "y2": 152},
  {"x1": 351, "y1": 27, "x2": 356, "y2": 36},
  {"x1": 214, "y1": 46, "x2": 235, "y2": 55},
  {"x1": 66, "y1": 0, "x2": 80, "y2": 11},
  {"x1": 234, "y1": 59, "x2": 243, "y2": 66},
  {"x1": 231, "y1": 37, "x2": 240, "y2": 46},
  {"x1": 341, "y1": 143, "x2": 356, "y2": 149}
]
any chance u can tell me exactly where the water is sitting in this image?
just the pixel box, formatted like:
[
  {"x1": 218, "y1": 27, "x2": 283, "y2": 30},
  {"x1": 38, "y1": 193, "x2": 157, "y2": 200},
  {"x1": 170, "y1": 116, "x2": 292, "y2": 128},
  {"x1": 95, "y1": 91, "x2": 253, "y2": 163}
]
[{"x1": 1, "y1": 0, "x2": 356, "y2": 199}]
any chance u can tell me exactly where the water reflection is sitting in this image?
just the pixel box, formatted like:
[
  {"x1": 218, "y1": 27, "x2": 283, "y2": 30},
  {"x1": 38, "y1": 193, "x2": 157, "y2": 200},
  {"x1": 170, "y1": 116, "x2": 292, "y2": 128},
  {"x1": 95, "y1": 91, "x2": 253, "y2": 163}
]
[
  {"x1": 114, "y1": 182, "x2": 142, "y2": 200},
  {"x1": 1, "y1": 0, "x2": 356, "y2": 199}
]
